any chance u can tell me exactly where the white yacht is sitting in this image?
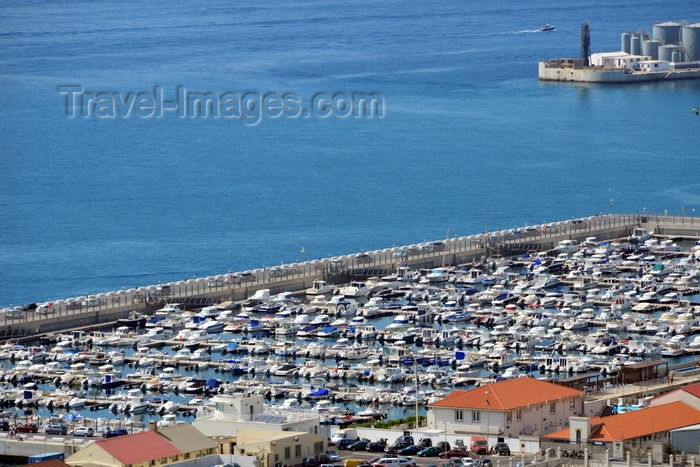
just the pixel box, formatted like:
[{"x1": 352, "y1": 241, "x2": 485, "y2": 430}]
[
  {"x1": 340, "y1": 281, "x2": 370, "y2": 297},
  {"x1": 306, "y1": 280, "x2": 332, "y2": 295}
]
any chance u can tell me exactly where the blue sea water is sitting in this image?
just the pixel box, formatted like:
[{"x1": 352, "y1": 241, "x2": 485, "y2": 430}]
[{"x1": 1, "y1": 0, "x2": 699, "y2": 307}]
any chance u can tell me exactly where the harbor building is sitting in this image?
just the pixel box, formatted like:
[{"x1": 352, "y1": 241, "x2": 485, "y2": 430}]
[
  {"x1": 64, "y1": 423, "x2": 219, "y2": 467},
  {"x1": 193, "y1": 394, "x2": 323, "y2": 438},
  {"x1": 427, "y1": 378, "x2": 587, "y2": 447},
  {"x1": 232, "y1": 428, "x2": 327, "y2": 467},
  {"x1": 543, "y1": 402, "x2": 700, "y2": 459}
]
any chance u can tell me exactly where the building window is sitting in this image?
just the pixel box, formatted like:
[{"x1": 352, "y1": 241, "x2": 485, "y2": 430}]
[
  {"x1": 506, "y1": 411, "x2": 512, "y2": 423},
  {"x1": 550, "y1": 402, "x2": 556, "y2": 414},
  {"x1": 314, "y1": 441, "x2": 324, "y2": 453},
  {"x1": 570, "y1": 399, "x2": 576, "y2": 410},
  {"x1": 285, "y1": 447, "x2": 291, "y2": 459},
  {"x1": 472, "y1": 411, "x2": 480, "y2": 423},
  {"x1": 516, "y1": 409, "x2": 522, "y2": 421},
  {"x1": 295, "y1": 445, "x2": 302, "y2": 457},
  {"x1": 275, "y1": 454, "x2": 280, "y2": 463},
  {"x1": 456, "y1": 410, "x2": 463, "y2": 421}
]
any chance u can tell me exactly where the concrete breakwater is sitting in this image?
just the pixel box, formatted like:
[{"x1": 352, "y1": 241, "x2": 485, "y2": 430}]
[{"x1": 3, "y1": 213, "x2": 698, "y2": 336}]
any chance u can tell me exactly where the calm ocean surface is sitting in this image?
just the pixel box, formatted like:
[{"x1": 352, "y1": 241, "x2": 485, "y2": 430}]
[{"x1": 0, "y1": 0, "x2": 699, "y2": 307}]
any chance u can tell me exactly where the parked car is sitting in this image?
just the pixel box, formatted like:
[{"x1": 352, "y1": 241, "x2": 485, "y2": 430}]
[
  {"x1": 45, "y1": 424, "x2": 68, "y2": 435},
  {"x1": 385, "y1": 442, "x2": 412, "y2": 454},
  {"x1": 398, "y1": 446, "x2": 423, "y2": 456},
  {"x1": 72, "y1": 426, "x2": 95, "y2": 437},
  {"x1": 370, "y1": 455, "x2": 397, "y2": 464},
  {"x1": 436, "y1": 442, "x2": 451, "y2": 452},
  {"x1": 336, "y1": 438, "x2": 356, "y2": 450},
  {"x1": 419, "y1": 438, "x2": 433, "y2": 448},
  {"x1": 438, "y1": 449, "x2": 469, "y2": 459},
  {"x1": 5, "y1": 307, "x2": 24, "y2": 319},
  {"x1": 21, "y1": 303, "x2": 38, "y2": 311},
  {"x1": 14, "y1": 423, "x2": 39, "y2": 433},
  {"x1": 316, "y1": 454, "x2": 332, "y2": 464},
  {"x1": 460, "y1": 458, "x2": 476, "y2": 467},
  {"x1": 156, "y1": 285, "x2": 172, "y2": 295},
  {"x1": 302, "y1": 457, "x2": 320, "y2": 467},
  {"x1": 494, "y1": 443, "x2": 510, "y2": 456},
  {"x1": 103, "y1": 428, "x2": 128, "y2": 438},
  {"x1": 355, "y1": 253, "x2": 374, "y2": 265},
  {"x1": 367, "y1": 440, "x2": 388, "y2": 452},
  {"x1": 0, "y1": 421, "x2": 10, "y2": 431},
  {"x1": 398, "y1": 457, "x2": 417, "y2": 467},
  {"x1": 36, "y1": 303, "x2": 55, "y2": 315},
  {"x1": 349, "y1": 441, "x2": 370, "y2": 451},
  {"x1": 325, "y1": 451, "x2": 340, "y2": 462},
  {"x1": 417, "y1": 447, "x2": 443, "y2": 457},
  {"x1": 81, "y1": 298, "x2": 102, "y2": 307}
]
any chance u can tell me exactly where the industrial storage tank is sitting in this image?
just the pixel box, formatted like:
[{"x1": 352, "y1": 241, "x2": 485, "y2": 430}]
[
  {"x1": 653, "y1": 21, "x2": 683, "y2": 45},
  {"x1": 681, "y1": 23, "x2": 700, "y2": 61},
  {"x1": 659, "y1": 44, "x2": 677, "y2": 61},
  {"x1": 642, "y1": 40, "x2": 660, "y2": 59},
  {"x1": 621, "y1": 32, "x2": 631, "y2": 53},
  {"x1": 672, "y1": 51, "x2": 681, "y2": 62},
  {"x1": 630, "y1": 34, "x2": 641, "y2": 55}
]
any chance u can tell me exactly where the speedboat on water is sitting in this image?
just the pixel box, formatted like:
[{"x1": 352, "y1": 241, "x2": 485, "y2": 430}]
[{"x1": 541, "y1": 24, "x2": 555, "y2": 32}]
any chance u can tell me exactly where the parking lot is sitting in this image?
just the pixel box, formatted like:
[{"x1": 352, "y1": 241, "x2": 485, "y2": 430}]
[{"x1": 330, "y1": 448, "x2": 520, "y2": 467}]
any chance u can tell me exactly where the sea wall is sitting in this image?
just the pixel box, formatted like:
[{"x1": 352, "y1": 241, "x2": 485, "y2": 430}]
[
  {"x1": 538, "y1": 62, "x2": 700, "y2": 82},
  {"x1": 2, "y1": 213, "x2": 680, "y2": 336}
]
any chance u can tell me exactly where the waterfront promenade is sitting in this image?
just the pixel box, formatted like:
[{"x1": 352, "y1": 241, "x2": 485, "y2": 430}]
[{"x1": 2, "y1": 213, "x2": 698, "y2": 336}]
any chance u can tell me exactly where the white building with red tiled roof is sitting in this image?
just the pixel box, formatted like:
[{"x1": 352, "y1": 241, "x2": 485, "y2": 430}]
[
  {"x1": 64, "y1": 423, "x2": 218, "y2": 467},
  {"x1": 427, "y1": 377, "x2": 583, "y2": 440},
  {"x1": 648, "y1": 381, "x2": 700, "y2": 410},
  {"x1": 544, "y1": 401, "x2": 700, "y2": 459}
]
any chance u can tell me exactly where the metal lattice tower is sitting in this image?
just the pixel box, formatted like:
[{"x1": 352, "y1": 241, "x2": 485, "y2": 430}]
[{"x1": 581, "y1": 22, "x2": 591, "y2": 66}]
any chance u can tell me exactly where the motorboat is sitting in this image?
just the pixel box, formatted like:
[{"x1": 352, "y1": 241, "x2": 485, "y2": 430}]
[
  {"x1": 198, "y1": 319, "x2": 226, "y2": 334},
  {"x1": 425, "y1": 268, "x2": 449, "y2": 283},
  {"x1": 306, "y1": 280, "x2": 332, "y2": 295},
  {"x1": 155, "y1": 303, "x2": 184, "y2": 316},
  {"x1": 541, "y1": 24, "x2": 555, "y2": 32},
  {"x1": 340, "y1": 281, "x2": 370, "y2": 298}
]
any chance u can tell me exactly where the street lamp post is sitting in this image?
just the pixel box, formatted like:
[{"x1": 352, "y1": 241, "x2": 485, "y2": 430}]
[{"x1": 444, "y1": 421, "x2": 448, "y2": 457}]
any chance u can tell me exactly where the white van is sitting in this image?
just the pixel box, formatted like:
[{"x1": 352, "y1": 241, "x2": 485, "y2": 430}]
[{"x1": 330, "y1": 428, "x2": 357, "y2": 445}]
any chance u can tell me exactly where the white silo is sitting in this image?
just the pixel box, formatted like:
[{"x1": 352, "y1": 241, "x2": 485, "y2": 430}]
[
  {"x1": 681, "y1": 23, "x2": 700, "y2": 61},
  {"x1": 621, "y1": 32, "x2": 631, "y2": 53},
  {"x1": 653, "y1": 21, "x2": 683, "y2": 45},
  {"x1": 642, "y1": 40, "x2": 660, "y2": 60},
  {"x1": 630, "y1": 34, "x2": 642, "y2": 55},
  {"x1": 659, "y1": 44, "x2": 677, "y2": 61}
]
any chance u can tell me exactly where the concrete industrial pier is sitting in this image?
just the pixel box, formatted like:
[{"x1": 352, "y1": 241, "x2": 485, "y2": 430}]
[{"x1": 3, "y1": 213, "x2": 700, "y2": 336}]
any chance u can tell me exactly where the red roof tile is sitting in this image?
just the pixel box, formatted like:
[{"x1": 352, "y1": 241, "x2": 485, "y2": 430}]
[
  {"x1": 96, "y1": 431, "x2": 182, "y2": 464},
  {"x1": 681, "y1": 382, "x2": 700, "y2": 399},
  {"x1": 429, "y1": 377, "x2": 582, "y2": 411},
  {"x1": 545, "y1": 401, "x2": 700, "y2": 441}
]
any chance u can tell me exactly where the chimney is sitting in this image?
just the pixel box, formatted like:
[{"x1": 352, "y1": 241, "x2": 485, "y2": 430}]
[{"x1": 149, "y1": 420, "x2": 158, "y2": 432}]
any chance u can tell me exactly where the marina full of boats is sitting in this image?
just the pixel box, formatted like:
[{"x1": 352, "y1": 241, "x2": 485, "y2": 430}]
[{"x1": 2, "y1": 227, "x2": 700, "y2": 432}]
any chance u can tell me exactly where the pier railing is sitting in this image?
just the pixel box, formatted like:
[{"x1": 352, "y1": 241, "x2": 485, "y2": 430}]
[{"x1": 0, "y1": 213, "x2": 679, "y2": 335}]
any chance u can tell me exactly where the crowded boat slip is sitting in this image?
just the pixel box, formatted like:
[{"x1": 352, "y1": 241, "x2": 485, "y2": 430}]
[{"x1": 2, "y1": 223, "x2": 700, "y2": 434}]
